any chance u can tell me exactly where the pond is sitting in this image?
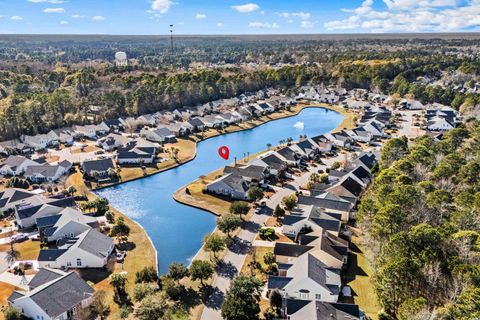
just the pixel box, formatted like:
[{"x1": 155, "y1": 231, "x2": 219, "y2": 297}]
[{"x1": 95, "y1": 107, "x2": 344, "y2": 273}]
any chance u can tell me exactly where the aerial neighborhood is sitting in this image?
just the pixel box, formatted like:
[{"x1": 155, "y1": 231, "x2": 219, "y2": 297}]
[{"x1": 0, "y1": 79, "x2": 468, "y2": 320}]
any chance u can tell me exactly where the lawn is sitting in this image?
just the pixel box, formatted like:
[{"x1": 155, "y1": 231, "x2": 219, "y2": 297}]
[
  {"x1": 343, "y1": 234, "x2": 381, "y2": 320},
  {"x1": 0, "y1": 240, "x2": 40, "y2": 260},
  {"x1": 0, "y1": 282, "x2": 19, "y2": 320},
  {"x1": 67, "y1": 172, "x2": 157, "y2": 319}
]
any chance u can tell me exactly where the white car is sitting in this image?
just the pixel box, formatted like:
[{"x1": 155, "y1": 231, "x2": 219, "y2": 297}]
[{"x1": 11, "y1": 233, "x2": 28, "y2": 243}]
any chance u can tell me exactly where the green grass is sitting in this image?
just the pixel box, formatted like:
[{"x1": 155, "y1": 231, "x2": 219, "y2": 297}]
[{"x1": 343, "y1": 236, "x2": 381, "y2": 320}]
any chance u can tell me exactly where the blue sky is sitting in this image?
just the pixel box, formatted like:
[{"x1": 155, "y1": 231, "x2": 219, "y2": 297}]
[{"x1": 1, "y1": 0, "x2": 480, "y2": 34}]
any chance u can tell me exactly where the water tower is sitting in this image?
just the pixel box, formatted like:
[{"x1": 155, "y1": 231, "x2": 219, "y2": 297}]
[{"x1": 114, "y1": 51, "x2": 127, "y2": 66}]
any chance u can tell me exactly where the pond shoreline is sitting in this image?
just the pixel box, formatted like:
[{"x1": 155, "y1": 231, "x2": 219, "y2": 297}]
[{"x1": 92, "y1": 103, "x2": 351, "y2": 192}]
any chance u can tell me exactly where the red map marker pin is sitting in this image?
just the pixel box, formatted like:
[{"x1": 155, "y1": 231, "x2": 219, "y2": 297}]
[{"x1": 218, "y1": 146, "x2": 229, "y2": 160}]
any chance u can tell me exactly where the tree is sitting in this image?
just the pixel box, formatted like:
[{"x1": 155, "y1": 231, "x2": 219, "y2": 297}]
[
  {"x1": 89, "y1": 290, "x2": 110, "y2": 320},
  {"x1": 204, "y1": 233, "x2": 226, "y2": 261},
  {"x1": 109, "y1": 273, "x2": 127, "y2": 301},
  {"x1": 110, "y1": 216, "x2": 130, "y2": 242},
  {"x1": 217, "y1": 214, "x2": 242, "y2": 238},
  {"x1": 135, "y1": 292, "x2": 169, "y2": 320},
  {"x1": 168, "y1": 263, "x2": 190, "y2": 284},
  {"x1": 263, "y1": 251, "x2": 276, "y2": 271},
  {"x1": 247, "y1": 186, "x2": 264, "y2": 202},
  {"x1": 273, "y1": 204, "x2": 285, "y2": 220},
  {"x1": 133, "y1": 283, "x2": 155, "y2": 302},
  {"x1": 229, "y1": 201, "x2": 250, "y2": 220},
  {"x1": 269, "y1": 289, "x2": 283, "y2": 312},
  {"x1": 221, "y1": 275, "x2": 263, "y2": 320},
  {"x1": 190, "y1": 260, "x2": 214, "y2": 287},
  {"x1": 3, "y1": 307, "x2": 21, "y2": 320},
  {"x1": 282, "y1": 194, "x2": 297, "y2": 211},
  {"x1": 5, "y1": 242, "x2": 19, "y2": 266},
  {"x1": 135, "y1": 266, "x2": 158, "y2": 283}
]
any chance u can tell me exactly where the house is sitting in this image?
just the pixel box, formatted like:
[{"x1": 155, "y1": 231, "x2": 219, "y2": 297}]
[
  {"x1": 276, "y1": 147, "x2": 302, "y2": 166},
  {"x1": 257, "y1": 102, "x2": 275, "y2": 113},
  {"x1": 237, "y1": 106, "x2": 253, "y2": 120},
  {"x1": 362, "y1": 120, "x2": 384, "y2": 137},
  {"x1": 325, "y1": 176, "x2": 364, "y2": 203},
  {"x1": 298, "y1": 193, "x2": 353, "y2": 222},
  {"x1": 166, "y1": 122, "x2": 192, "y2": 137},
  {"x1": 36, "y1": 207, "x2": 97, "y2": 243},
  {"x1": 15, "y1": 196, "x2": 76, "y2": 229},
  {"x1": 223, "y1": 164, "x2": 269, "y2": 185},
  {"x1": 0, "y1": 188, "x2": 45, "y2": 214},
  {"x1": 399, "y1": 99, "x2": 424, "y2": 110},
  {"x1": 298, "y1": 230, "x2": 349, "y2": 269},
  {"x1": 8, "y1": 268, "x2": 94, "y2": 320},
  {"x1": 206, "y1": 173, "x2": 250, "y2": 200},
  {"x1": 141, "y1": 127, "x2": 176, "y2": 143},
  {"x1": 82, "y1": 158, "x2": 115, "y2": 178},
  {"x1": 267, "y1": 252, "x2": 341, "y2": 302},
  {"x1": 117, "y1": 141, "x2": 156, "y2": 164},
  {"x1": 20, "y1": 134, "x2": 51, "y2": 150},
  {"x1": 200, "y1": 116, "x2": 224, "y2": 128},
  {"x1": 38, "y1": 228, "x2": 114, "y2": 269},
  {"x1": 46, "y1": 129, "x2": 75, "y2": 146},
  {"x1": 284, "y1": 299, "x2": 364, "y2": 320},
  {"x1": 101, "y1": 119, "x2": 123, "y2": 131},
  {"x1": 0, "y1": 139, "x2": 31, "y2": 155},
  {"x1": 24, "y1": 164, "x2": 67, "y2": 183},
  {"x1": 97, "y1": 133, "x2": 131, "y2": 151},
  {"x1": 253, "y1": 152, "x2": 288, "y2": 176},
  {"x1": 0, "y1": 155, "x2": 38, "y2": 176},
  {"x1": 188, "y1": 117, "x2": 206, "y2": 132},
  {"x1": 137, "y1": 114, "x2": 157, "y2": 126},
  {"x1": 347, "y1": 127, "x2": 373, "y2": 143},
  {"x1": 283, "y1": 204, "x2": 342, "y2": 238},
  {"x1": 426, "y1": 116, "x2": 455, "y2": 131},
  {"x1": 322, "y1": 131, "x2": 353, "y2": 148},
  {"x1": 293, "y1": 139, "x2": 321, "y2": 159}
]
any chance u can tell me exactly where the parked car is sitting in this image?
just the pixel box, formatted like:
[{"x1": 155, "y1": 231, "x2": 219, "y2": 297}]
[
  {"x1": 12, "y1": 233, "x2": 28, "y2": 243},
  {"x1": 29, "y1": 234, "x2": 40, "y2": 241},
  {"x1": 255, "y1": 207, "x2": 262, "y2": 214}
]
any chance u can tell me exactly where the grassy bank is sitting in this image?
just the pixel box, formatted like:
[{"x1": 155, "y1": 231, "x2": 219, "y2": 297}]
[{"x1": 67, "y1": 170, "x2": 157, "y2": 319}]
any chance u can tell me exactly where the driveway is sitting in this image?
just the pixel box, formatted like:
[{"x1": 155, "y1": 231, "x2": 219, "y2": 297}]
[
  {"x1": 0, "y1": 252, "x2": 8, "y2": 273},
  {"x1": 200, "y1": 168, "x2": 316, "y2": 320}
]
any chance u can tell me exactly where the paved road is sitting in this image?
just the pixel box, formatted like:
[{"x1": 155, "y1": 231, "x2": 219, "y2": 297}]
[
  {"x1": 200, "y1": 167, "x2": 319, "y2": 320},
  {"x1": 397, "y1": 110, "x2": 424, "y2": 139}
]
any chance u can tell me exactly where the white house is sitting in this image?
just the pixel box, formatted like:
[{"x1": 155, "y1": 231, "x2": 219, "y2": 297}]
[
  {"x1": 0, "y1": 155, "x2": 39, "y2": 176},
  {"x1": 141, "y1": 127, "x2": 176, "y2": 143},
  {"x1": 267, "y1": 252, "x2": 341, "y2": 302},
  {"x1": 399, "y1": 99, "x2": 424, "y2": 110},
  {"x1": 15, "y1": 197, "x2": 76, "y2": 229},
  {"x1": 24, "y1": 164, "x2": 66, "y2": 183},
  {"x1": 20, "y1": 134, "x2": 51, "y2": 150},
  {"x1": 38, "y1": 228, "x2": 114, "y2": 269},
  {"x1": 47, "y1": 129, "x2": 75, "y2": 145},
  {"x1": 36, "y1": 207, "x2": 97, "y2": 243},
  {"x1": 427, "y1": 116, "x2": 455, "y2": 131},
  {"x1": 8, "y1": 268, "x2": 94, "y2": 320}
]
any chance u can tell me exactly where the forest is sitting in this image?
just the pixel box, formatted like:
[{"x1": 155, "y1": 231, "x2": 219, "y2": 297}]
[
  {"x1": 1, "y1": 35, "x2": 480, "y2": 140},
  {"x1": 358, "y1": 120, "x2": 480, "y2": 320}
]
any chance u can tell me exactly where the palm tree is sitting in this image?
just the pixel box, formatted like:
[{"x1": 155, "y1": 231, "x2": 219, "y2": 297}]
[
  {"x1": 5, "y1": 242, "x2": 19, "y2": 266},
  {"x1": 266, "y1": 143, "x2": 272, "y2": 150}
]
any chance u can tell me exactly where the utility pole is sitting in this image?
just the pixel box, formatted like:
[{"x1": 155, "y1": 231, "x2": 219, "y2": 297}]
[{"x1": 170, "y1": 24, "x2": 174, "y2": 51}]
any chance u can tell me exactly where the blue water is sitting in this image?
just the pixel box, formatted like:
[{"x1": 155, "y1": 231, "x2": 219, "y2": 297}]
[{"x1": 95, "y1": 107, "x2": 343, "y2": 273}]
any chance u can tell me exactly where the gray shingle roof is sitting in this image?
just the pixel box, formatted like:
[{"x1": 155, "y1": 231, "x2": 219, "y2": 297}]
[
  {"x1": 28, "y1": 268, "x2": 66, "y2": 289},
  {"x1": 77, "y1": 229, "x2": 113, "y2": 259},
  {"x1": 28, "y1": 272, "x2": 94, "y2": 318}
]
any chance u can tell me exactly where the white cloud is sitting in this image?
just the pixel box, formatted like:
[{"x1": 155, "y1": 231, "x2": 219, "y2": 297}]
[
  {"x1": 11, "y1": 16, "x2": 23, "y2": 20},
  {"x1": 325, "y1": 0, "x2": 480, "y2": 32},
  {"x1": 60, "y1": 20, "x2": 68, "y2": 25},
  {"x1": 217, "y1": 22, "x2": 226, "y2": 27},
  {"x1": 277, "y1": 12, "x2": 311, "y2": 20},
  {"x1": 151, "y1": 0, "x2": 173, "y2": 14},
  {"x1": 195, "y1": 13, "x2": 206, "y2": 19},
  {"x1": 178, "y1": 21, "x2": 184, "y2": 25},
  {"x1": 248, "y1": 22, "x2": 280, "y2": 29},
  {"x1": 71, "y1": 14, "x2": 86, "y2": 18},
  {"x1": 301, "y1": 20, "x2": 314, "y2": 28},
  {"x1": 43, "y1": 7, "x2": 65, "y2": 13},
  {"x1": 92, "y1": 15, "x2": 105, "y2": 21},
  {"x1": 28, "y1": 0, "x2": 64, "y2": 3},
  {"x1": 232, "y1": 3, "x2": 260, "y2": 13}
]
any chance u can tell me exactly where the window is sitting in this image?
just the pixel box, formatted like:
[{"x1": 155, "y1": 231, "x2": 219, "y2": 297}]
[
  {"x1": 67, "y1": 261, "x2": 71, "y2": 267},
  {"x1": 315, "y1": 294, "x2": 322, "y2": 300},
  {"x1": 76, "y1": 258, "x2": 82, "y2": 267}
]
